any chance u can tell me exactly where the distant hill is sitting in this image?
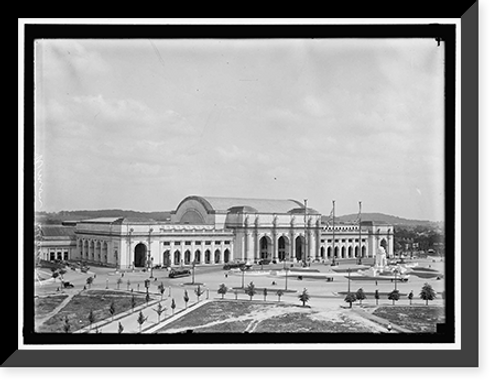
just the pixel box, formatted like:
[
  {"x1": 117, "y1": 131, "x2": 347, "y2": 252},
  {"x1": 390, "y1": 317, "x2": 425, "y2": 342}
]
[
  {"x1": 321, "y1": 212, "x2": 442, "y2": 227},
  {"x1": 35, "y1": 210, "x2": 172, "y2": 224}
]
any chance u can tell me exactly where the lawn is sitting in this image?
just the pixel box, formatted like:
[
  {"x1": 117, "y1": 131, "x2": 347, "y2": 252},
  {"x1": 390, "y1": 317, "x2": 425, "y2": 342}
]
[
  {"x1": 36, "y1": 289, "x2": 146, "y2": 333},
  {"x1": 35, "y1": 294, "x2": 68, "y2": 319},
  {"x1": 371, "y1": 305, "x2": 445, "y2": 332},
  {"x1": 156, "y1": 300, "x2": 380, "y2": 333}
]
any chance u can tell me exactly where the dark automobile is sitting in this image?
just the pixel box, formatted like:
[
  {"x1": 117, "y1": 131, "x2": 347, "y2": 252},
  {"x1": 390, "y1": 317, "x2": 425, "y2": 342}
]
[
  {"x1": 168, "y1": 268, "x2": 191, "y2": 278},
  {"x1": 63, "y1": 281, "x2": 74, "y2": 288},
  {"x1": 223, "y1": 262, "x2": 252, "y2": 271},
  {"x1": 258, "y1": 259, "x2": 271, "y2": 265}
]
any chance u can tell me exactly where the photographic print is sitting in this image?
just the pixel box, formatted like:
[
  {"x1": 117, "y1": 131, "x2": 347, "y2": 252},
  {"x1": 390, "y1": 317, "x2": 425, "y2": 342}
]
[{"x1": 13, "y1": 14, "x2": 479, "y2": 367}]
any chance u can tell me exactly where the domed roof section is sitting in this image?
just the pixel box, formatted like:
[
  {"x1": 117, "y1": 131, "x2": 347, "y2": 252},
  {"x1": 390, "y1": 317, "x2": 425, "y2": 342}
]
[{"x1": 180, "y1": 195, "x2": 313, "y2": 214}]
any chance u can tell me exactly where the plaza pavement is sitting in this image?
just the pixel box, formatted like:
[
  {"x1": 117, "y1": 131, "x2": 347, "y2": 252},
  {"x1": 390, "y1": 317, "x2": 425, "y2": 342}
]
[{"x1": 35, "y1": 256, "x2": 445, "y2": 334}]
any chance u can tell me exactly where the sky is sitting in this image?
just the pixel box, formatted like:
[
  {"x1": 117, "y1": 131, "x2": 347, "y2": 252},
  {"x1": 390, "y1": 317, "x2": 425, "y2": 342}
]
[{"x1": 34, "y1": 37, "x2": 445, "y2": 221}]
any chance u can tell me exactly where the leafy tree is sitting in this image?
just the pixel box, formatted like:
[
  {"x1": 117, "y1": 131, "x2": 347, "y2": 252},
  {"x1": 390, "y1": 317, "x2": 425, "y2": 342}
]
[
  {"x1": 86, "y1": 276, "x2": 94, "y2": 289},
  {"x1": 344, "y1": 292, "x2": 356, "y2": 308},
  {"x1": 374, "y1": 289, "x2": 380, "y2": 306},
  {"x1": 118, "y1": 321, "x2": 124, "y2": 334},
  {"x1": 276, "y1": 289, "x2": 284, "y2": 302},
  {"x1": 137, "y1": 311, "x2": 147, "y2": 332},
  {"x1": 109, "y1": 300, "x2": 116, "y2": 321},
  {"x1": 419, "y1": 283, "x2": 436, "y2": 305},
  {"x1": 153, "y1": 302, "x2": 166, "y2": 323},
  {"x1": 88, "y1": 309, "x2": 96, "y2": 331},
  {"x1": 245, "y1": 282, "x2": 256, "y2": 301},
  {"x1": 388, "y1": 289, "x2": 400, "y2": 305},
  {"x1": 116, "y1": 278, "x2": 123, "y2": 290},
  {"x1": 183, "y1": 290, "x2": 190, "y2": 308},
  {"x1": 63, "y1": 316, "x2": 71, "y2": 333},
  {"x1": 355, "y1": 288, "x2": 366, "y2": 306},
  {"x1": 218, "y1": 284, "x2": 228, "y2": 299},
  {"x1": 263, "y1": 288, "x2": 268, "y2": 301},
  {"x1": 298, "y1": 288, "x2": 310, "y2": 307},
  {"x1": 126, "y1": 279, "x2": 131, "y2": 291},
  {"x1": 158, "y1": 282, "x2": 166, "y2": 300},
  {"x1": 408, "y1": 290, "x2": 414, "y2": 305},
  {"x1": 194, "y1": 285, "x2": 204, "y2": 302},
  {"x1": 171, "y1": 298, "x2": 176, "y2": 314}
]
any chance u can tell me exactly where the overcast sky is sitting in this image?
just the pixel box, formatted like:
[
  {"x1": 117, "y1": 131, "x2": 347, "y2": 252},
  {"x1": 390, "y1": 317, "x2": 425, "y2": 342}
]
[{"x1": 34, "y1": 38, "x2": 445, "y2": 221}]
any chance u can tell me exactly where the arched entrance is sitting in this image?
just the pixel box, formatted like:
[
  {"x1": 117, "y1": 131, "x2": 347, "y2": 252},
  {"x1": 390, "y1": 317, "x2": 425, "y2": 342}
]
[
  {"x1": 295, "y1": 236, "x2": 304, "y2": 261},
  {"x1": 348, "y1": 246, "x2": 353, "y2": 258},
  {"x1": 163, "y1": 250, "x2": 171, "y2": 267},
  {"x1": 214, "y1": 249, "x2": 221, "y2": 264},
  {"x1": 380, "y1": 238, "x2": 387, "y2": 251},
  {"x1": 278, "y1": 236, "x2": 289, "y2": 261},
  {"x1": 334, "y1": 246, "x2": 339, "y2": 258},
  {"x1": 341, "y1": 246, "x2": 346, "y2": 258},
  {"x1": 184, "y1": 250, "x2": 191, "y2": 265},
  {"x1": 134, "y1": 243, "x2": 147, "y2": 267},
  {"x1": 224, "y1": 249, "x2": 230, "y2": 263},
  {"x1": 259, "y1": 236, "x2": 272, "y2": 259},
  {"x1": 320, "y1": 246, "x2": 325, "y2": 259}
]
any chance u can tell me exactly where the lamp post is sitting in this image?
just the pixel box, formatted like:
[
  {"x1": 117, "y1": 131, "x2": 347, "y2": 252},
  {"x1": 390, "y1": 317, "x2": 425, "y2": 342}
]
[
  {"x1": 150, "y1": 257, "x2": 154, "y2": 279},
  {"x1": 241, "y1": 265, "x2": 246, "y2": 289},
  {"x1": 283, "y1": 254, "x2": 289, "y2": 291}
]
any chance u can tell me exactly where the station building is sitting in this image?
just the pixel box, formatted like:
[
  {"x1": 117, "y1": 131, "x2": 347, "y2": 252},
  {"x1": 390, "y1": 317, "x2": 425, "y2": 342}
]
[{"x1": 36, "y1": 195, "x2": 394, "y2": 269}]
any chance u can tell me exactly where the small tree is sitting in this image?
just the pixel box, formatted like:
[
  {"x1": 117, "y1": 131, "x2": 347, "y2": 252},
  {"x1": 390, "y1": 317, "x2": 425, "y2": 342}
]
[
  {"x1": 408, "y1": 290, "x2": 414, "y2": 305},
  {"x1": 63, "y1": 316, "x2": 71, "y2": 333},
  {"x1": 194, "y1": 285, "x2": 204, "y2": 302},
  {"x1": 171, "y1": 298, "x2": 176, "y2": 314},
  {"x1": 276, "y1": 289, "x2": 284, "y2": 302},
  {"x1": 131, "y1": 294, "x2": 136, "y2": 312},
  {"x1": 86, "y1": 276, "x2": 94, "y2": 289},
  {"x1": 158, "y1": 282, "x2": 166, "y2": 300},
  {"x1": 109, "y1": 300, "x2": 116, "y2": 321},
  {"x1": 355, "y1": 288, "x2": 366, "y2": 306},
  {"x1": 388, "y1": 289, "x2": 400, "y2": 305},
  {"x1": 374, "y1": 289, "x2": 380, "y2": 306},
  {"x1": 145, "y1": 291, "x2": 151, "y2": 304},
  {"x1": 298, "y1": 288, "x2": 310, "y2": 307},
  {"x1": 234, "y1": 289, "x2": 239, "y2": 300},
  {"x1": 218, "y1": 284, "x2": 228, "y2": 299},
  {"x1": 153, "y1": 302, "x2": 166, "y2": 323},
  {"x1": 263, "y1": 288, "x2": 268, "y2": 302},
  {"x1": 118, "y1": 321, "x2": 124, "y2": 334},
  {"x1": 126, "y1": 279, "x2": 131, "y2": 291},
  {"x1": 88, "y1": 310, "x2": 96, "y2": 331},
  {"x1": 183, "y1": 290, "x2": 190, "y2": 308},
  {"x1": 245, "y1": 282, "x2": 256, "y2": 301},
  {"x1": 137, "y1": 311, "x2": 147, "y2": 332},
  {"x1": 344, "y1": 292, "x2": 356, "y2": 308},
  {"x1": 420, "y1": 283, "x2": 436, "y2": 305},
  {"x1": 116, "y1": 278, "x2": 123, "y2": 290}
]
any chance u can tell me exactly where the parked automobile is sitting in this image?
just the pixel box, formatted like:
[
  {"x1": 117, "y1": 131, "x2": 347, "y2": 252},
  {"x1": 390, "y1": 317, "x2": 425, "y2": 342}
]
[
  {"x1": 258, "y1": 259, "x2": 271, "y2": 265},
  {"x1": 168, "y1": 268, "x2": 191, "y2": 278},
  {"x1": 63, "y1": 281, "x2": 74, "y2": 288}
]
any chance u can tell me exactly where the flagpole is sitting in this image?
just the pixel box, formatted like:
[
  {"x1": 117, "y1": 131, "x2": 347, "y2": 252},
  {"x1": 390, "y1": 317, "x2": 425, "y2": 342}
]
[
  {"x1": 332, "y1": 200, "x2": 335, "y2": 265},
  {"x1": 358, "y1": 201, "x2": 362, "y2": 265}
]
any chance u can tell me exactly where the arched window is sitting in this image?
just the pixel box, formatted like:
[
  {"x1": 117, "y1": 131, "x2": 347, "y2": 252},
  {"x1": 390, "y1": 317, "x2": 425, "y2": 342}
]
[
  {"x1": 174, "y1": 250, "x2": 181, "y2": 265},
  {"x1": 205, "y1": 249, "x2": 211, "y2": 264},
  {"x1": 224, "y1": 249, "x2": 230, "y2": 263},
  {"x1": 184, "y1": 250, "x2": 191, "y2": 265},
  {"x1": 195, "y1": 250, "x2": 201, "y2": 264},
  {"x1": 214, "y1": 249, "x2": 221, "y2": 264}
]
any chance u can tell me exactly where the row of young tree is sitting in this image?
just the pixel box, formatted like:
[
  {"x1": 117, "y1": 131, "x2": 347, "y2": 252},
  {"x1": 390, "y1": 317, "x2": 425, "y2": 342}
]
[
  {"x1": 63, "y1": 284, "x2": 209, "y2": 333},
  {"x1": 344, "y1": 283, "x2": 438, "y2": 308}
]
